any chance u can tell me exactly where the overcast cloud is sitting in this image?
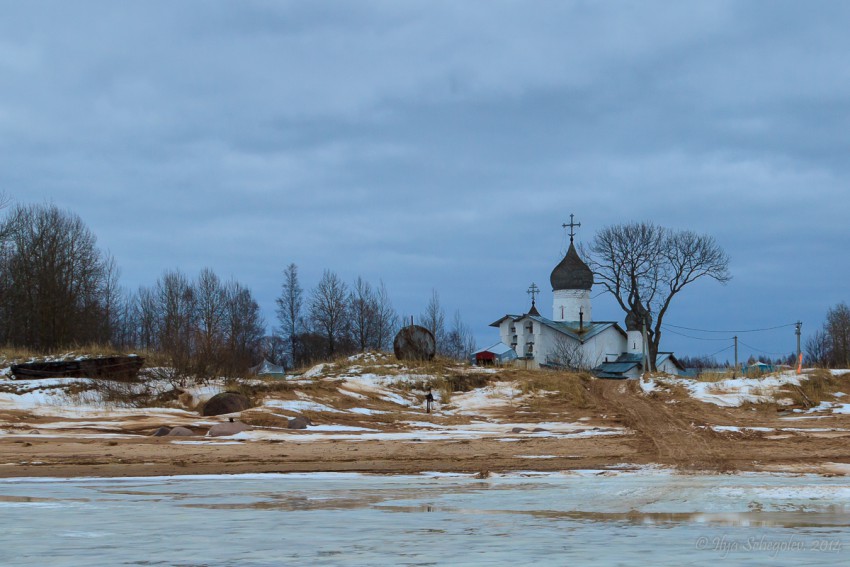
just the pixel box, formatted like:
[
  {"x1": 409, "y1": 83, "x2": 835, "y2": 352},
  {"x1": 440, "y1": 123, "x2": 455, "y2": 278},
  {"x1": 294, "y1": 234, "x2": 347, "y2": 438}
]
[{"x1": 2, "y1": 0, "x2": 848, "y2": 361}]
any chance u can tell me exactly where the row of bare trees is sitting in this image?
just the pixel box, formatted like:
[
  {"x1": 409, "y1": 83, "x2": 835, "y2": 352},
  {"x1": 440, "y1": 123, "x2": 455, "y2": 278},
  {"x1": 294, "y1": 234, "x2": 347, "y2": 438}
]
[
  {"x1": 806, "y1": 302, "x2": 850, "y2": 368},
  {"x1": 0, "y1": 200, "x2": 476, "y2": 372},
  {"x1": 0, "y1": 202, "x2": 122, "y2": 350},
  {"x1": 275, "y1": 265, "x2": 400, "y2": 367},
  {"x1": 126, "y1": 268, "x2": 266, "y2": 376},
  {"x1": 275, "y1": 265, "x2": 476, "y2": 368},
  {"x1": 0, "y1": 201, "x2": 266, "y2": 375}
]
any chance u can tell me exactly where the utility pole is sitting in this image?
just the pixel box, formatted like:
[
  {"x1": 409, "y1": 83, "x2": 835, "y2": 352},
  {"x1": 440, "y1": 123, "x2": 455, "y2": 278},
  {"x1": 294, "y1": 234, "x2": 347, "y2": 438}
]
[
  {"x1": 733, "y1": 335, "x2": 738, "y2": 378},
  {"x1": 796, "y1": 321, "x2": 803, "y2": 374}
]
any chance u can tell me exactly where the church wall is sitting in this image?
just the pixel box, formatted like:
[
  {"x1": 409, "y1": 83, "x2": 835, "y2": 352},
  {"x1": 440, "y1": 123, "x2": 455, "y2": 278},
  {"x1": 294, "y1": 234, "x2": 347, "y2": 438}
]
[
  {"x1": 579, "y1": 327, "x2": 626, "y2": 368},
  {"x1": 530, "y1": 324, "x2": 624, "y2": 369},
  {"x1": 499, "y1": 317, "x2": 538, "y2": 364},
  {"x1": 532, "y1": 325, "x2": 559, "y2": 367}
]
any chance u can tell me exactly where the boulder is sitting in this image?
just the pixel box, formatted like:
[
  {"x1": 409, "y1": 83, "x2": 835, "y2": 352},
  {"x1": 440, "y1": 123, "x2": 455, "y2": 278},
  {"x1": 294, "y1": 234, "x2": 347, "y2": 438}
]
[
  {"x1": 532, "y1": 427, "x2": 549, "y2": 433},
  {"x1": 152, "y1": 426, "x2": 172, "y2": 437},
  {"x1": 208, "y1": 421, "x2": 251, "y2": 437},
  {"x1": 201, "y1": 392, "x2": 253, "y2": 417},
  {"x1": 393, "y1": 325, "x2": 436, "y2": 361},
  {"x1": 511, "y1": 427, "x2": 526, "y2": 433},
  {"x1": 287, "y1": 416, "x2": 313, "y2": 430},
  {"x1": 166, "y1": 426, "x2": 195, "y2": 437}
]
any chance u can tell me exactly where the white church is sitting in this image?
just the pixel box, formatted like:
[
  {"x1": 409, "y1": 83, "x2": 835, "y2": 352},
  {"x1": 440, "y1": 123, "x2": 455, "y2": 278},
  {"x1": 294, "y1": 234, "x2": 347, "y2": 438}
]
[{"x1": 480, "y1": 221, "x2": 683, "y2": 378}]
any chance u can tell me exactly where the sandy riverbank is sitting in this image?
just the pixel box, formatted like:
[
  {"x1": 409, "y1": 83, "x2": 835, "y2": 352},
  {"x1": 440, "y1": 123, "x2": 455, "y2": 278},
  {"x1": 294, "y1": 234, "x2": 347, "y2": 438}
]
[{"x1": 2, "y1": 357, "x2": 850, "y2": 478}]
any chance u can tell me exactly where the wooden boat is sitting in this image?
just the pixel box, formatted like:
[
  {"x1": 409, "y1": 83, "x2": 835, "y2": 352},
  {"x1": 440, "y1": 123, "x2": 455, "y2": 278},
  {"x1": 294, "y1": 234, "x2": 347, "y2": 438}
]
[{"x1": 10, "y1": 355, "x2": 145, "y2": 380}]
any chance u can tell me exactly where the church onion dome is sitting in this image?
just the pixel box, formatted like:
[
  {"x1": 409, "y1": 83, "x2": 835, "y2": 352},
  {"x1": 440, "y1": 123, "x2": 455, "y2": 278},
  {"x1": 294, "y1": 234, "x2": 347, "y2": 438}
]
[{"x1": 550, "y1": 242, "x2": 594, "y2": 291}]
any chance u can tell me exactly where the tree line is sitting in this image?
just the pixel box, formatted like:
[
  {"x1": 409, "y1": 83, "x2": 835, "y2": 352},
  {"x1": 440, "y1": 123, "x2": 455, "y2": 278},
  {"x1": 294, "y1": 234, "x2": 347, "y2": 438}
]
[
  {"x1": 273, "y1": 264, "x2": 476, "y2": 368},
  {"x1": 0, "y1": 201, "x2": 266, "y2": 376},
  {"x1": 806, "y1": 302, "x2": 850, "y2": 368},
  {"x1": 0, "y1": 200, "x2": 477, "y2": 374}
]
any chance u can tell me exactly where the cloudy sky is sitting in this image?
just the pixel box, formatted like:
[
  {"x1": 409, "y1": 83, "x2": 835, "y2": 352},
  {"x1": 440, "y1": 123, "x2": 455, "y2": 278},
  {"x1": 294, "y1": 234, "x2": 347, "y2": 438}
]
[{"x1": 2, "y1": 1, "x2": 848, "y2": 361}]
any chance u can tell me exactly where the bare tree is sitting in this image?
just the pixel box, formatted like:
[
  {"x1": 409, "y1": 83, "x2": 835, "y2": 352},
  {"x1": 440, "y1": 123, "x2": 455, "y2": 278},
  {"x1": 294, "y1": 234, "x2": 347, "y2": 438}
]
[
  {"x1": 276, "y1": 263, "x2": 303, "y2": 367},
  {"x1": 262, "y1": 334, "x2": 288, "y2": 367},
  {"x1": 419, "y1": 289, "x2": 447, "y2": 354},
  {"x1": 584, "y1": 222, "x2": 731, "y2": 370},
  {"x1": 156, "y1": 269, "x2": 197, "y2": 373},
  {"x1": 373, "y1": 280, "x2": 399, "y2": 351},
  {"x1": 826, "y1": 302, "x2": 850, "y2": 368},
  {"x1": 194, "y1": 268, "x2": 227, "y2": 373},
  {"x1": 309, "y1": 270, "x2": 349, "y2": 357},
  {"x1": 349, "y1": 276, "x2": 376, "y2": 352},
  {"x1": 134, "y1": 285, "x2": 160, "y2": 351},
  {"x1": 444, "y1": 310, "x2": 476, "y2": 361},
  {"x1": 805, "y1": 329, "x2": 830, "y2": 367},
  {"x1": 223, "y1": 280, "x2": 265, "y2": 374},
  {"x1": 546, "y1": 335, "x2": 592, "y2": 371}
]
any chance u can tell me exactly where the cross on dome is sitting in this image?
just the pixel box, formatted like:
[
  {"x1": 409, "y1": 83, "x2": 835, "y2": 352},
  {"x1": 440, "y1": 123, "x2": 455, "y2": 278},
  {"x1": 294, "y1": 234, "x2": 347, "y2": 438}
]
[{"x1": 562, "y1": 214, "x2": 581, "y2": 243}]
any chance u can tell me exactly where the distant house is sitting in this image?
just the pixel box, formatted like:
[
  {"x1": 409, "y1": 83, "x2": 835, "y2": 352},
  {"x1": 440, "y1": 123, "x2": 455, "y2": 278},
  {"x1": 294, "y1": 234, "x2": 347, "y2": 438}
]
[
  {"x1": 473, "y1": 342, "x2": 518, "y2": 366},
  {"x1": 249, "y1": 359, "x2": 287, "y2": 378}
]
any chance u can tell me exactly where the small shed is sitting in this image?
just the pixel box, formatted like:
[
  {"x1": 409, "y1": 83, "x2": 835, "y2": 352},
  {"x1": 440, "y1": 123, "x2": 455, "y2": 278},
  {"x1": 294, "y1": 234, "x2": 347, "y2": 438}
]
[
  {"x1": 473, "y1": 342, "x2": 518, "y2": 366},
  {"x1": 742, "y1": 361, "x2": 774, "y2": 376}
]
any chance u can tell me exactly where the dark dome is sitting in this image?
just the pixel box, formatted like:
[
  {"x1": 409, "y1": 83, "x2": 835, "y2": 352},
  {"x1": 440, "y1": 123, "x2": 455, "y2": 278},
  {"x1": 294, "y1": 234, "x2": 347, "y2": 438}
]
[{"x1": 550, "y1": 243, "x2": 593, "y2": 291}]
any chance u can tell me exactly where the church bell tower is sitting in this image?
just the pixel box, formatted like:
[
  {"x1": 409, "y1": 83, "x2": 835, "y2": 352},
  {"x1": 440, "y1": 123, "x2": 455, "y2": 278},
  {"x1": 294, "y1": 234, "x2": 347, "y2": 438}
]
[{"x1": 550, "y1": 215, "x2": 593, "y2": 325}]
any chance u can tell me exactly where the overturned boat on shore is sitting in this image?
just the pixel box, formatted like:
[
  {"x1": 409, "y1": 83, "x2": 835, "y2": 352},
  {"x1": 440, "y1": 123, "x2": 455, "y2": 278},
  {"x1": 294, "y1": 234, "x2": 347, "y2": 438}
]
[{"x1": 10, "y1": 355, "x2": 145, "y2": 380}]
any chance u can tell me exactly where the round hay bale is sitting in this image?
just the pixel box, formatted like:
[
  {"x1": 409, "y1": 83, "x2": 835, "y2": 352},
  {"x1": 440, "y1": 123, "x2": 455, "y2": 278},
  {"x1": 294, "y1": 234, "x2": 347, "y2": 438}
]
[
  {"x1": 201, "y1": 392, "x2": 253, "y2": 417},
  {"x1": 152, "y1": 426, "x2": 172, "y2": 437},
  {"x1": 166, "y1": 426, "x2": 195, "y2": 437},
  {"x1": 287, "y1": 416, "x2": 313, "y2": 430},
  {"x1": 208, "y1": 421, "x2": 251, "y2": 437},
  {"x1": 393, "y1": 325, "x2": 436, "y2": 361}
]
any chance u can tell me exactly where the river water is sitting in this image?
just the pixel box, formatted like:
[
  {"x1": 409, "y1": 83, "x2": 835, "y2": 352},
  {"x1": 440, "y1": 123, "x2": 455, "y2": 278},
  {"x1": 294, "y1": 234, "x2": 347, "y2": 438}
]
[{"x1": 2, "y1": 469, "x2": 849, "y2": 566}]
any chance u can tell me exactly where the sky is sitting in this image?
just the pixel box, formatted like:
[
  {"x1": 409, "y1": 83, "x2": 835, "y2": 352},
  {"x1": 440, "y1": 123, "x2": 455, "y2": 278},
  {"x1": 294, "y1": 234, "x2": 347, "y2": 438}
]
[{"x1": 1, "y1": 1, "x2": 848, "y2": 362}]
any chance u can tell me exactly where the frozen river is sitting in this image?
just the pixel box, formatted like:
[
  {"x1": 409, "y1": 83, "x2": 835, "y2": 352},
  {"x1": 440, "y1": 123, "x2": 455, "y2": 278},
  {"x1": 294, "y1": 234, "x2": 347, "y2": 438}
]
[{"x1": 2, "y1": 469, "x2": 849, "y2": 566}]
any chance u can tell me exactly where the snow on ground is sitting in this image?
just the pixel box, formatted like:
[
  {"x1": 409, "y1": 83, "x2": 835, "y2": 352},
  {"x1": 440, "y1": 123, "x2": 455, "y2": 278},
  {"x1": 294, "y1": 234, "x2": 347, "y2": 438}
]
[
  {"x1": 263, "y1": 400, "x2": 342, "y2": 413},
  {"x1": 231, "y1": 422, "x2": 626, "y2": 443},
  {"x1": 642, "y1": 372, "x2": 805, "y2": 407},
  {"x1": 302, "y1": 363, "x2": 329, "y2": 378},
  {"x1": 336, "y1": 373, "x2": 424, "y2": 408},
  {"x1": 347, "y1": 407, "x2": 388, "y2": 415},
  {"x1": 447, "y1": 382, "x2": 525, "y2": 415}
]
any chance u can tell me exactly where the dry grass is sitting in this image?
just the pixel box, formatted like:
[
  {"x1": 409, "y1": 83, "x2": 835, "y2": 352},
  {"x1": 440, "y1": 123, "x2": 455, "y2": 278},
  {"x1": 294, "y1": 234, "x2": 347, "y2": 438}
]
[
  {"x1": 517, "y1": 370, "x2": 594, "y2": 409},
  {"x1": 240, "y1": 410, "x2": 290, "y2": 428},
  {"x1": 696, "y1": 369, "x2": 737, "y2": 382},
  {"x1": 785, "y1": 369, "x2": 841, "y2": 408}
]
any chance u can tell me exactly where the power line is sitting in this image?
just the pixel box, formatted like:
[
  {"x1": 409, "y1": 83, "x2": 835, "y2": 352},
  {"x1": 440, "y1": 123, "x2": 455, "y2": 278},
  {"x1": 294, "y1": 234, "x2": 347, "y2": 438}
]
[
  {"x1": 660, "y1": 326, "x2": 733, "y2": 341},
  {"x1": 663, "y1": 322, "x2": 796, "y2": 334},
  {"x1": 738, "y1": 339, "x2": 793, "y2": 357},
  {"x1": 706, "y1": 344, "x2": 734, "y2": 358}
]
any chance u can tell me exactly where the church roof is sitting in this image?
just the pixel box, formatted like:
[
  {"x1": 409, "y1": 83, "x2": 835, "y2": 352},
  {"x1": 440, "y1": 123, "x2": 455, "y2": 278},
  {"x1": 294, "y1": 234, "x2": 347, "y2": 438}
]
[
  {"x1": 532, "y1": 316, "x2": 624, "y2": 343},
  {"x1": 550, "y1": 242, "x2": 594, "y2": 291},
  {"x1": 490, "y1": 314, "x2": 626, "y2": 343},
  {"x1": 593, "y1": 352, "x2": 685, "y2": 378}
]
